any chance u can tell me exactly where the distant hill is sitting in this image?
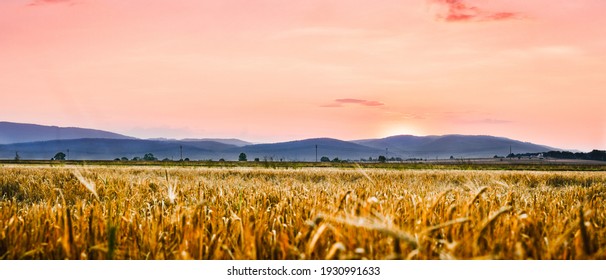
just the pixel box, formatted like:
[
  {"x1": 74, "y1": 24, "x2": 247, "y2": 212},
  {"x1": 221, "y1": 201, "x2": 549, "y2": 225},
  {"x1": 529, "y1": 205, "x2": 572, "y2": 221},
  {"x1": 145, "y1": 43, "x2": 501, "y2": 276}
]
[
  {"x1": 149, "y1": 137, "x2": 252, "y2": 147},
  {"x1": 234, "y1": 138, "x2": 384, "y2": 161},
  {"x1": 354, "y1": 135, "x2": 437, "y2": 153},
  {"x1": 0, "y1": 137, "x2": 385, "y2": 161},
  {"x1": 353, "y1": 135, "x2": 557, "y2": 158},
  {"x1": 0, "y1": 121, "x2": 564, "y2": 161},
  {"x1": 0, "y1": 139, "x2": 222, "y2": 160},
  {"x1": 169, "y1": 140, "x2": 238, "y2": 151},
  {"x1": 0, "y1": 121, "x2": 135, "y2": 144},
  {"x1": 181, "y1": 138, "x2": 252, "y2": 147},
  {"x1": 0, "y1": 135, "x2": 559, "y2": 161}
]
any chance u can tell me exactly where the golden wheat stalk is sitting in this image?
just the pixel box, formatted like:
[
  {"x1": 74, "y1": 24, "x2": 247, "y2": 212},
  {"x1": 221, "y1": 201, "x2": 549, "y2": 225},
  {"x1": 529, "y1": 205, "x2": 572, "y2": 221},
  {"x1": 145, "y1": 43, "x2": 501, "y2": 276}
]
[
  {"x1": 324, "y1": 214, "x2": 418, "y2": 249},
  {"x1": 475, "y1": 206, "x2": 513, "y2": 245},
  {"x1": 72, "y1": 169, "x2": 99, "y2": 199},
  {"x1": 423, "y1": 217, "x2": 470, "y2": 234}
]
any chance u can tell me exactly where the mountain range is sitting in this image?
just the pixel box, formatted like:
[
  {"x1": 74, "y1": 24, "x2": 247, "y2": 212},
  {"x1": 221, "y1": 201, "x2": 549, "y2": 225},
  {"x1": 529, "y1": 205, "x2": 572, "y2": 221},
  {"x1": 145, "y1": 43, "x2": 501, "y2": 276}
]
[
  {"x1": 0, "y1": 121, "x2": 558, "y2": 161},
  {"x1": 0, "y1": 121, "x2": 135, "y2": 144}
]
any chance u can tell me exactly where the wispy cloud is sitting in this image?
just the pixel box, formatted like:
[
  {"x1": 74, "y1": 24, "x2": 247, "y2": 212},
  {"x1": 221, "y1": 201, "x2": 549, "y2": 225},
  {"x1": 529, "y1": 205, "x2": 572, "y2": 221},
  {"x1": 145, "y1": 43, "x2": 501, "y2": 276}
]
[
  {"x1": 28, "y1": 0, "x2": 75, "y2": 6},
  {"x1": 275, "y1": 27, "x2": 373, "y2": 39},
  {"x1": 336, "y1": 98, "x2": 384, "y2": 106},
  {"x1": 321, "y1": 98, "x2": 385, "y2": 108},
  {"x1": 459, "y1": 118, "x2": 513, "y2": 124},
  {"x1": 430, "y1": 0, "x2": 521, "y2": 22}
]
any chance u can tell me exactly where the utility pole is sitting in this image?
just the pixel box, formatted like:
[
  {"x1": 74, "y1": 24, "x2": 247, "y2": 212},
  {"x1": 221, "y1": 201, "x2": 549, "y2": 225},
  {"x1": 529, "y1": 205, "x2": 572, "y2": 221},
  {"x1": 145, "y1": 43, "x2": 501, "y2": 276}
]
[
  {"x1": 67, "y1": 149, "x2": 70, "y2": 160},
  {"x1": 180, "y1": 145, "x2": 183, "y2": 161},
  {"x1": 315, "y1": 145, "x2": 318, "y2": 162}
]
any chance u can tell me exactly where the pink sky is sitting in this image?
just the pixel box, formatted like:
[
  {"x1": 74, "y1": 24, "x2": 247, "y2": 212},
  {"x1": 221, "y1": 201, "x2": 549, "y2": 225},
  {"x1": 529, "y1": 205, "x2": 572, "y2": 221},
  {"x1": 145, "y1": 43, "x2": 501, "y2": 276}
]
[{"x1": 1, "y1": 0, "x2": 605, "y2": 150}]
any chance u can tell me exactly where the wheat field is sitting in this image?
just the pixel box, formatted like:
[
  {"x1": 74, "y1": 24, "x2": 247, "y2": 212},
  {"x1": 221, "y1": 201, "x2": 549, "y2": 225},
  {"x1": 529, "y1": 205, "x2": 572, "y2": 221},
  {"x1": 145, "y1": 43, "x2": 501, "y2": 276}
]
[{"x1": 1, "y1": 164, "x2": 604, "y2": 260}]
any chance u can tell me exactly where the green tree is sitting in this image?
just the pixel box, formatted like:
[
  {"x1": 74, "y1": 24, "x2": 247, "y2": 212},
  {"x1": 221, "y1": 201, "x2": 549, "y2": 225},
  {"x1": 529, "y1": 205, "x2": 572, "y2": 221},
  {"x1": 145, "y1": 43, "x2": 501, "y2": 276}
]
[
  {"x1": 238, "y1": 152, "x2": 247, "y2": 161},
  {"x1": 53, "y1": 152, "x2": 66, "y2": 161},
  {"x1": 378, "y1": 155, "x2": 386, "y2": 163},
  {"x1": 320, "y1": 156, "x2": 330, "y2": 162},
  {"x1": 332, "y1": 157, "x2": 340, "y2": 162},
  {"x1": 121, "y1": 157, "x2": 129, "y2": 161},
  {"x1": 143, "y1": 153, "x2": 157, "y2": 161}
]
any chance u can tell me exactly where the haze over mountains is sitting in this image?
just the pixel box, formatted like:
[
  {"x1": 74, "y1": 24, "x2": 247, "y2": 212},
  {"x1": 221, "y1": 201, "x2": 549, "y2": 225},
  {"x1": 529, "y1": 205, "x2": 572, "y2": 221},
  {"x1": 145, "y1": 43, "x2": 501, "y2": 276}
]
[
  {"x1": 0, "y1": 121, "x2": 135, "y2": 144},
  {"x1": 353, "y1": 135, "x2": 556, "y2": 158},
  {"x1": 0, "y1": 121, "x2": 558, "y2": 161}
]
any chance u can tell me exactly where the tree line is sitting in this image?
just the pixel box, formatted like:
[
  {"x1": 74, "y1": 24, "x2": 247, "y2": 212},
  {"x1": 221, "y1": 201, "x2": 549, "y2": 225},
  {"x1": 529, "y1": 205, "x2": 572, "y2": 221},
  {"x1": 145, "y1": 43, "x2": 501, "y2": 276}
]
[
  {"x1": 38, "y1": 150, "x2": 606, "y2": 163},
  {"x1": 507, "y1": 150, "x2": 606, "y2": 161}
]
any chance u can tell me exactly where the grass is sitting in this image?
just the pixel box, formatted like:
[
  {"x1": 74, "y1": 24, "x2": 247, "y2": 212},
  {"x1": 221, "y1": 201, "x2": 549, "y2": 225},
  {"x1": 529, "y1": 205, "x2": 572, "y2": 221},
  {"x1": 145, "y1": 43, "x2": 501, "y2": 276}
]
[{"x1": 1, "y1": 164, "x2": 605, "y2": 259}]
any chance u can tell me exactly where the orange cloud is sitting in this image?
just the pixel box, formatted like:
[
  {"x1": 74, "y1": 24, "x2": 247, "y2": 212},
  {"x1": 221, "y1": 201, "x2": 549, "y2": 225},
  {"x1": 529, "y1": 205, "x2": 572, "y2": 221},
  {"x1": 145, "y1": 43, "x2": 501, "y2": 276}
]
[
  {"x1": 431, "y1": 0, "x2": 520, "y2": 22},
  {"x1": 322, "y1": 99, "x2": 385, "y2": 107},
  {"x1": 336, "y1": 99, "x2": 384, "y2": 106},
  {"x1": 28, "y1": 0, "x2": 75, "y2": 6}
]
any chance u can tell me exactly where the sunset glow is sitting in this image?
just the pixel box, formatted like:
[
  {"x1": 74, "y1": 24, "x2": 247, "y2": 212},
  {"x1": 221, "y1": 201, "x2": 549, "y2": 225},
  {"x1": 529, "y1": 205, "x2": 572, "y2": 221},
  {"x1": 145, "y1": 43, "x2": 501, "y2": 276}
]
[{"x1": 1, "y1": 0, "x2": 605, "y2": 150}]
